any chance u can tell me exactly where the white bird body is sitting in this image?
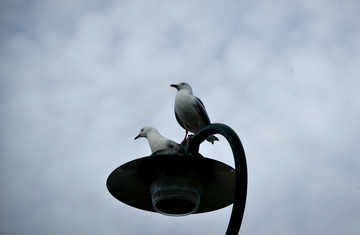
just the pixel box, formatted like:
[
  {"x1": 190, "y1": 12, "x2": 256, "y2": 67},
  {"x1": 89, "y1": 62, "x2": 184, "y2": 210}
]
[
  {"x1": 173, "y1": 86, "x2": 209, "y2": 133},
  {"x1": 135, "y1": 126, "x2": 178, "y2": 153},
  {"x1": 171, "y1": 82, "x2": 218, "y2": 144}
]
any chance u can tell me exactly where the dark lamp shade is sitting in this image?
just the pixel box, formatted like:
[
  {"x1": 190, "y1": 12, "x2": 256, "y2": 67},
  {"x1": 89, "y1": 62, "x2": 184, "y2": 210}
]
[{"x1": 107, "y1": 154, "x2": 235, "y2": 216}]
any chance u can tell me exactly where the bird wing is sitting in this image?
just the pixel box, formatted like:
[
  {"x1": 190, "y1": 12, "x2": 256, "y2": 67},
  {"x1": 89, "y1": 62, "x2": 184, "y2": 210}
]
[
  {"x1": 167, "y1": 140, "x2": 178, "y2": 148},
  {"x1": 175, "y1": 108, "x2": 186, "y2": 129},
  {"x1": 194, "y1": 97, "x2": 211, "y2": 125}
]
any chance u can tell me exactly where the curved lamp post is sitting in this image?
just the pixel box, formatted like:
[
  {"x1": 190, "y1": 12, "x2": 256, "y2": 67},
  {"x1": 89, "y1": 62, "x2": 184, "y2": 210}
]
[{"x1": 107, "y1": 123, "x2": 247, "y2": 235}]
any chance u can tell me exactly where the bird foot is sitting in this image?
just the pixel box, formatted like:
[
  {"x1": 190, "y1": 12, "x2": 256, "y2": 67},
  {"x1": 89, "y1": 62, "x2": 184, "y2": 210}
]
[{"x1": 180, "y1": 135, "x2": 193, "y2": 144}]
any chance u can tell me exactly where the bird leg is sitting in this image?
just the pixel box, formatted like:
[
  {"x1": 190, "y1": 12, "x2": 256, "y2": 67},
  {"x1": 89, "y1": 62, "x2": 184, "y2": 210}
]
[{"x1": 181, "y1": 129, "x2": 188, "y2": 143}]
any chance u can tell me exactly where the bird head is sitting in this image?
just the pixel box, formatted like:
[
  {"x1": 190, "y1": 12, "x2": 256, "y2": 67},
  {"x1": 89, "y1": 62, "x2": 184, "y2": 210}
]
[
  {"x1": 170, "y1": 82, "x2": 193, "y2": 93},
  {"x1": 134, "y1": 126, "x2": 157, "y2": 140},
  {"x1": 134, "y1": 127, "x2": 147, "y2": 140}
]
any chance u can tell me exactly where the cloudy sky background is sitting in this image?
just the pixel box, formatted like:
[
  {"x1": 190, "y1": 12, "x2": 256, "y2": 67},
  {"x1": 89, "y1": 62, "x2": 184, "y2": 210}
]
[{"x1": 1, "y1": 0, "x2": 359, "y2": 234}]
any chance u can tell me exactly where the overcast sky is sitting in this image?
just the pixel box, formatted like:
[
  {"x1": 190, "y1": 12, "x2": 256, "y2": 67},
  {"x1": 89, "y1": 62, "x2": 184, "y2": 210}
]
[{"x1": 1, "y1": 0, "x2": 360, "y2": 234}]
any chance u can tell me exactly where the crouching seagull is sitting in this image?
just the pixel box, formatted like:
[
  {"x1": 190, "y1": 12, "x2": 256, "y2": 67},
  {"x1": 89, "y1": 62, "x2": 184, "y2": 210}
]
[
  {"x1": 170, "y1": 82, "x2": 219, "y2": 144},
  {"x1": 134, "y1": 126, "x2": 179, "y2": 153}
]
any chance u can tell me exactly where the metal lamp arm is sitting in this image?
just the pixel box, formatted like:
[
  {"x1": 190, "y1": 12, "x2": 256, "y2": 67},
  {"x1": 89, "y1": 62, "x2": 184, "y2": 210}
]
[{"x1": 188, "y1": 123, "x2": 248, "y2": 235}]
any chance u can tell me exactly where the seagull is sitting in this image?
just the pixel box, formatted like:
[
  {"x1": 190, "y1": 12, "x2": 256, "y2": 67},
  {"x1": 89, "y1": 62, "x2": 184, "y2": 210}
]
[
  {"x1": 134, "y1": 126, "x2": 179, "y2": 153},
  {"x1": 170, "y1": 82, "x2": 219, "y2": 144}
]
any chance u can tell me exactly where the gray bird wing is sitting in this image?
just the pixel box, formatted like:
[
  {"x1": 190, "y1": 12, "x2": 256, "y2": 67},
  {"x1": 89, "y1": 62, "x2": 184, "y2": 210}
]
[
  {"x1": 167, "y1": 140, "x2": 178, "y2": 148},
  {"x1": 175, "y1": 109, "x2": 186, "y2": 129},
  {"x1": 194, "y1": 97, "x2": 211, "y2": 125}
]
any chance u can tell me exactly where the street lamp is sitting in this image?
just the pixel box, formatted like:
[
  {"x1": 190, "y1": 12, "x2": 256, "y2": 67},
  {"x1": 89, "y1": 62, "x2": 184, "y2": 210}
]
[{"x1": 107, "y1": 123, "x2": 247, "y2": 234}]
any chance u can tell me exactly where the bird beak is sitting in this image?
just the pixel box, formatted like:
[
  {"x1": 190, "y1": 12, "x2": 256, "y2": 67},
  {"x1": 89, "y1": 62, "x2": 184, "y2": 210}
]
[
  {"x1": 170, "y1": 84, "x2": 177, "y2": 88},
  {"x1": 134, "y1": 134, "x2": 141, "y2": 140}
]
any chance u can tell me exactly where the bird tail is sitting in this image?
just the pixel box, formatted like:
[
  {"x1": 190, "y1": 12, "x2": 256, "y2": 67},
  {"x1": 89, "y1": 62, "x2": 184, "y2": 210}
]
[{"x1": 206, "y1": 135, "x2": 219, "y2": 144}]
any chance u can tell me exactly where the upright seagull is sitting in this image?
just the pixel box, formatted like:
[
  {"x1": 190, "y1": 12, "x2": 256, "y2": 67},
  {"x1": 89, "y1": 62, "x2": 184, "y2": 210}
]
[
  {"x1": 170, "y1": 82, "x2": 219, "y2": 144},
  {"x1": 134, "y1": 126, "x2": 179, "y2": 153}
]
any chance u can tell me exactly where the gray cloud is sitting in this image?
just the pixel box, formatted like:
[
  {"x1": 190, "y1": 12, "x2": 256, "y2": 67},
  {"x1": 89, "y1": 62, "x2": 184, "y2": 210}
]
[{"x1": 1, "y1": 0, "x2": 360, "y2": 234}]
